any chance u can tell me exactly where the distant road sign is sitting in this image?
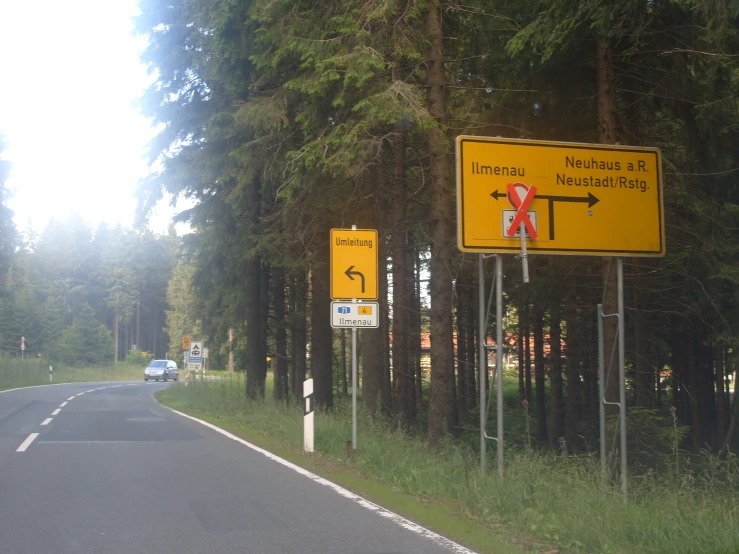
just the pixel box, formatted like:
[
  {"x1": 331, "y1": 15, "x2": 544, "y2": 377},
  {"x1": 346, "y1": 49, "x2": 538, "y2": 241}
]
[
  {"x1": 330, "y1": 229, "x2": 379, "y2": 299},
  {"x1": 331, "y1": 301, "x2": 379, "y2": 328},
  {"x1": 189, "y1": 341, "x2": 203, "y2": 363},
  {"x1": 182, "y1": 337, "x2": 191, "y2": 351},
  {"x1": 456, "y1": 136, "x2": 664, "y2": 256}
]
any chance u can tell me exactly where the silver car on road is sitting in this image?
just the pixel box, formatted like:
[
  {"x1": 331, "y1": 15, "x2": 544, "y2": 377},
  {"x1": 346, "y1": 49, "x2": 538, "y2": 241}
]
[{"x1": 144, "y1": 359, "x2": 179, "y2": 382}]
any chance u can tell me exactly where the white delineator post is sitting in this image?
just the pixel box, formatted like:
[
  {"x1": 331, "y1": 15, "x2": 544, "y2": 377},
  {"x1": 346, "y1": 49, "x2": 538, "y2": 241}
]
[{"x1": 303, "y1": 378, "x2": 314, "y2": 453}]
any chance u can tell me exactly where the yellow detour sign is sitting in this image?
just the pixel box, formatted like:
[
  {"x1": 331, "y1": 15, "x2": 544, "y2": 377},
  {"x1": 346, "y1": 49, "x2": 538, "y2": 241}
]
[
  {"x1": 456, "y1": 136, "x2": 665, "y2": 256},
  {"x1": 182, "y1": 337, "x2": 191, "y2": 351},
  {"x1": 330, "y1": 229, "x2": 378, "y2": 300}
]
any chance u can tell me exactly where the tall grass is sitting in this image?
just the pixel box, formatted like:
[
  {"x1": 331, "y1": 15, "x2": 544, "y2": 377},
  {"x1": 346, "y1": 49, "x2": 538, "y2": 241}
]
[
  {"x1": 159, "y1": 375, "x2": 739, "y2": 554},
  {"x1": 0, "y1": 357, "x2": 145, "y2": 391}
]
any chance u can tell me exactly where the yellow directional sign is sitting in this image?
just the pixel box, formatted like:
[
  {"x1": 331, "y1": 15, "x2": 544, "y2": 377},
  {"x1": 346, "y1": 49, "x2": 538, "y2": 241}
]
[
  {"x1": 182, "y1": 337, "x2": 191, "y2": 351},
  {"x1": 330, "y1": 229, "x2": 378, "y2": 300},
  {"x1": 456, "y1": 136, "x2": 665, "y2": 256}
]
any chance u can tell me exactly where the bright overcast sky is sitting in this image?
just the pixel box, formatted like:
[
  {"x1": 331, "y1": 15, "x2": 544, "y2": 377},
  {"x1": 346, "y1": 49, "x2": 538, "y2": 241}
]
[{"x1": 0, "y1": 0, "x2": 182, "y2": 236}]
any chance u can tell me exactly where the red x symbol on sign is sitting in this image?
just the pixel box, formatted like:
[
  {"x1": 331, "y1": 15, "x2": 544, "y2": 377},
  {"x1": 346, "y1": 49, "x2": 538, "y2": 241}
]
[{"x1": 505, "y1": 182, "x2": 538, "y2": 239}]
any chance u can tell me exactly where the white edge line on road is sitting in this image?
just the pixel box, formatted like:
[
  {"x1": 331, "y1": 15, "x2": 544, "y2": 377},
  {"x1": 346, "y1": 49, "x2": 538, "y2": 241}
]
[
  {"x1": 41, "y1": 418, "x2": 53, "y2": 426},
  {"x1": 167, "y1": 407, "x2": 476, "y2": 554},
  {"x1": 67, "y1": 396, "x2": 75, "y2": 401},
  {"x1": 51, "y1": 409, "x2": 61, "y2": 416},
  {"x1": 16, "y1": 433, "x2": 39, "y2": 452},
  {"x1": 0, "y1": 382, "x2": 139, "y2": 397},
  {"x1": 60, "y1": 402, "x2": 68, "y2": 407}
]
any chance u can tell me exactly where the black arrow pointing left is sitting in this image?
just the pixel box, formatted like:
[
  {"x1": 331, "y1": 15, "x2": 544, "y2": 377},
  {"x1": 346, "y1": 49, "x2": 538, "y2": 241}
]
[{"x1": 345, "y1": 266, "x2": 366, "y2": 294}]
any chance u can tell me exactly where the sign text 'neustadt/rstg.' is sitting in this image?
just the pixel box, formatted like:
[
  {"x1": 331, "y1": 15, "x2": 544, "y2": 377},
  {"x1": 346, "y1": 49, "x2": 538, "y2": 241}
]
[
  {"x1": 330, "y1": 229, "x2": 379, "y2": 300},
  {"x1": 457, "y1": 137, "x2": 665, "y2": 256}
]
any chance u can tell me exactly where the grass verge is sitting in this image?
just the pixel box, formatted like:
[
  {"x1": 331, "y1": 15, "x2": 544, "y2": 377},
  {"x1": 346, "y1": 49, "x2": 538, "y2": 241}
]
[
  {"x1": 156, "y1": 375, "x2": 739, "y2": 554},
  {"x1": 0, "y1": 358, "x2": 144, "y2": 391},
  {"x1": 157, "y1": 380, "x2": 529, "y2": 554}
]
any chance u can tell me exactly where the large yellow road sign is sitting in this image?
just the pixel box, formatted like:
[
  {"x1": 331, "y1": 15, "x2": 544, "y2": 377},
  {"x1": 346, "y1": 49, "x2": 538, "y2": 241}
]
[
  {"x1": 457, "y1": 137, "x2": 665, "y2": 256},
  {"x1": 330, "y1": 229, "x2": 378, "y2": 300}
]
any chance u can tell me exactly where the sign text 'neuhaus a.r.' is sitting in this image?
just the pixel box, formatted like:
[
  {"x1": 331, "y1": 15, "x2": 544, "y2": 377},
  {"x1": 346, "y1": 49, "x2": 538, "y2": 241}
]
[{"x1": 457, "y1": 137, "x2": 664, "y2": 256}]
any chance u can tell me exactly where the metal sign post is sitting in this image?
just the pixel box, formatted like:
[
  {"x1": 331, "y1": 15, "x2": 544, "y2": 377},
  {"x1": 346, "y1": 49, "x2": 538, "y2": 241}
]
[
  {"x1": 478, "y1": 254, "x2": 504, "y2": 477},
  {"x1": 330, "y1": 226, "x2": 380, "y2": 455},
  {"x1": 598, "y1": 258, "x2": 627, "y2": 502},
  {"x1": 352, "y1": 299, "x2": 358, "y2": 452},
  {"x1": 457, "y1": 135, "x2": 665, "y2": 500}
]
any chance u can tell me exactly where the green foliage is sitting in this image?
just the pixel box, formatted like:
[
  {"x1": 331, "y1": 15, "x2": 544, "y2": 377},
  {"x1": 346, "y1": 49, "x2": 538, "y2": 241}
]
[
  {"x1": 54, "y1": 304, "x2": 114, "y2": 366},
  {"x1": 160, "y1": 381, "x2": 739, "y2": 553},
  {"x1": 126, "y1": 347, "x2": 153, "y2": 366}
]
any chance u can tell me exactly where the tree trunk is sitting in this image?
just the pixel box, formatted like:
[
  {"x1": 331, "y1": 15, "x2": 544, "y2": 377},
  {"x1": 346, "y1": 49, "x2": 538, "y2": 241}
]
[
  {"x1": 114, "y1": 310, "x2": 119, "y2": 363},
  {"x1": 292, "y1": 268, "x2": 308, "y2": 400},
  {"x1": 716, "y1": 345, "x2": 726, "y2": 448},
  {"x1": 273, "y1": 267, "x2": 288, "y2": 401},
  {"x1": 413, "y1": 247, "x2": 424, "y2": 410},
  {"x1": 261, "y1": 263, "x2": 271, "y2": 384},
  {"x1": 245, "y1": 172, "x2": 264, "y2": 398},
  {"x1": 310, "y1": 228, "x2": 333, "y2": 409},
  {"x1": 456, "y1": 266, "x2": 468, "y2": 417},
  {"x1": 357, "y1": 166, "x2": 387, "y2": 416},
  {"x1": 533, "y1": 305, "x2": 548, "y2": 444},
  {"x1": 634, "y1": 264, "x2": 652, "y2": 408},
  {"x1": 518, "y1": 295, "x2": 525, "y2": 403},
  {"x1": 464, "y1": 262, "x2": 476, "y2": 411},
  {"x1": 391, "y1": 124, "x2": 415, "y2": 427},
  {"x1": 524, "y1": 303, "x2": 532, "y2": 402},
  {"x1": 720, "y1": 359, "x2": 739, "y2": 454},
  {"x1": 425, "y1": 0, "x2": 456, "y2": 444},
  {"x1": 228, "y1": 327, "x2": 234, "y2": 372},
  {"x1": 549, "y1": 293, "x2": 564, "y2": 448},
  {"x1": 564, "y1": 281, "x2": 583, "y2": 452}
]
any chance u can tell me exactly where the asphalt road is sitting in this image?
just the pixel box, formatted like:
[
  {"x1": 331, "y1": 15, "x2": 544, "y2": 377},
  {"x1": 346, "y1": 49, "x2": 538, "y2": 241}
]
[{"x1": 0, "y1": 381, "x2": 474, "y2": 554}]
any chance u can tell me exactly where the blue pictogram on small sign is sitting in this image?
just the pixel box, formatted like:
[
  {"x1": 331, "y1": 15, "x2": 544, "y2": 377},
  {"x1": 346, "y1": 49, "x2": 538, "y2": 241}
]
[{"x1": 337, "y1": 306, "x2": 351, "y2": 314}]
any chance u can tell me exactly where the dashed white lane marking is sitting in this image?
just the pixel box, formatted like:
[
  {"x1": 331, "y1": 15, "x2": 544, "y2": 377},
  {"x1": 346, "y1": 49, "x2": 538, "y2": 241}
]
[
  {"x1": 86, "y1": 389, "x2": 95, "y2": 393},
  {"x1": 76, "y1": 393, "x2": 85, "y2": 397},
  {"x1": 60, "y1": 402, "x2": 68, "y2": 407},
  {"x1": 16, "y1": 433, "x2": 39, "y2": 452},
  {"x1": 41, "y1": 418, "x2": 53, "y2": 426},
  {"x1": 167, "y1": 409, "x2": 475, "y2": 554},
  {"x1": 67, "y1": 396, "x2": 75, "y2": 401},
  {"x1": 51, "y1": 409, "x2": 61, "y2": 416}
]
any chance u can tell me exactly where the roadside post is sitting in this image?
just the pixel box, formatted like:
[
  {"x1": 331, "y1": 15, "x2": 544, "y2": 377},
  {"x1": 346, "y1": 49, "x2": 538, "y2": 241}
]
[
  {"x1": 21, "y1": 336, "x2": 25, "y2": 359},
  {"x1": 49, "y1": 365, "x2": 53, "y2": 383},
  {"x1": 303, "y1": 378, "x2": 314, "y2": 452},
  {"x1": 330, "y1": 225, "x2": 379, "y2": 454},
  {"x1": 456, "y1": 136, "x2": 664, "y2": 500}
]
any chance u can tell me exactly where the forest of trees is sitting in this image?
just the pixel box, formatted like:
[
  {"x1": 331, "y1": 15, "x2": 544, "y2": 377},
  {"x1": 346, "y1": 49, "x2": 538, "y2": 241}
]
[
  {"x1": 130, "y1": 0, "x2": 739, "y2": 451},
  {"x1": 2, "y1": 0, "x2": 739, "y2": 455},
  {"x1": 0, "y1": 191, "x2": 175, "y2": 366}
]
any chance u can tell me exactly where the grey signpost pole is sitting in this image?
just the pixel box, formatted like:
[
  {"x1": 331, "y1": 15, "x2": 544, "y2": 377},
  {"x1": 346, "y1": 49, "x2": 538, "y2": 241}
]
[
  {"x1": 479, "y1": 255, "x2": 486, "y2": 473},
  {"x1": 598, "y1": 303, "x2": 607, "y2": 491},
  {"x1": 352, "y1": 300, "x2": 358, "y2": 452},
  {"x1": 617, "y1": 257, "x2": 627, "y2": 502},
  {"x1": 496, "y1": 254, "x2": 504, "y2": 478},
  {"x1": 479, "y1": 253, "x2": 505, "y2": 478},
  {"x1": 598, "y1": 259, "x2": 628, "y2": 502}
]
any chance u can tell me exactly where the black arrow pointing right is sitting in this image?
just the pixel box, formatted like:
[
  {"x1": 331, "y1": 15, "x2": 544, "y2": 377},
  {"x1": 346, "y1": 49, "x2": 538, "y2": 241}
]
[{"x1": 490, "y1": 190, "x2": 600, "y2": 239}]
